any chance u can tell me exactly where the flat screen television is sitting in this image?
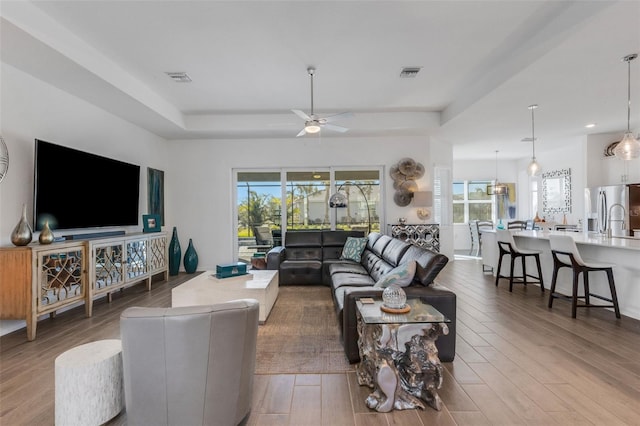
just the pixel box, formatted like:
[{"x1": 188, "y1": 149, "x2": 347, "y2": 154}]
[{"x1": 33, "y1": 139, "x2": 140, "y2": 231}]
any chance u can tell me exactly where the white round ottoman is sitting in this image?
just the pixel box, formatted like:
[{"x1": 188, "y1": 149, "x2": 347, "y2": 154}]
[{"x1": 55, "y1": 339, "x2": 124, "y2": 426}]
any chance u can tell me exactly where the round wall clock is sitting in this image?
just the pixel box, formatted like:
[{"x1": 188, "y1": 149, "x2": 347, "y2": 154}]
[{"x1": 0, "y1": 136, "x2": 8, "y2": 184}]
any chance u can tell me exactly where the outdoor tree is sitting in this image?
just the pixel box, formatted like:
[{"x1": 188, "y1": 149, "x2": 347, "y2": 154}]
[{"x1": 238, "y1": 191, "x2": 274, "y2": 231}]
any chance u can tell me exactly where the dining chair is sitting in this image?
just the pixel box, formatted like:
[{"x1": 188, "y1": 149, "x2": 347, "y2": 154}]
[
  {"x1": 468, "y1": 220, "x2": 480, "y2": 256},
  {"x1": 507, "y1": 220, "x2": 527, "y2": 230},
  {"x1": 473, "y1": 220, "x2": 493, "y2": 271}
]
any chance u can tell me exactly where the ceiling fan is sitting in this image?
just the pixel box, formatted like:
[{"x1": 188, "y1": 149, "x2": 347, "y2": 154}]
[{"x1": 292, "y1": 67, "x2": 352, "y2": 137}]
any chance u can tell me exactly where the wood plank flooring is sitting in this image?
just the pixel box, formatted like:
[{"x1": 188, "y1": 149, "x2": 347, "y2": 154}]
[{"x1": 1, "y1": 257, "x2": 639, "y2": 425}]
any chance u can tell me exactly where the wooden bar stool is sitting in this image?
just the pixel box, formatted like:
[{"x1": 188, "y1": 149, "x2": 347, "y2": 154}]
[
  {"x1": 548, "y1": 235, "x2": 620, "y2": 319},
  {"x1": 495, "y1": 230, "x2": 544, "y2": 292}
]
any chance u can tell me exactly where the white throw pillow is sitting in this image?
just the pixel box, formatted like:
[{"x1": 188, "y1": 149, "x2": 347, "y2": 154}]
[{"x1": 373, "y1": 260, "x2": 417, "y2": 288}]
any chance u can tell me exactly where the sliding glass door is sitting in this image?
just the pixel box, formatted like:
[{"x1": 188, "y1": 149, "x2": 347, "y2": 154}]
[
  {"x1": 236, "y1": 171, "x2": 282, "y2": 263},
  {"x1": 333, "y1": 170, "x2": 380, "y2": 234},
  {"x1": 235, "y1": 167, "x2": 383, "y2": 262},
  {"x1": 285, "y1": 171, "x2": 330, "y2": 230}
]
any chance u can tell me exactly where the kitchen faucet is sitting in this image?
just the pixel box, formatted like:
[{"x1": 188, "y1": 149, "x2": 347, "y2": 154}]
[{"x1": 607, "y1": 203, "x2": 627, "y2": 237}]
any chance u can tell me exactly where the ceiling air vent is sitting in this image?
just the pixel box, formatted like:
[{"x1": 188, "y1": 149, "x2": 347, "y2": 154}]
[
  {"x1": 400, "y1": 67, "x2": 422, "y2": 78},
  {"x1": 165, "y1": 72, "x2": 192, "y2": 83}
]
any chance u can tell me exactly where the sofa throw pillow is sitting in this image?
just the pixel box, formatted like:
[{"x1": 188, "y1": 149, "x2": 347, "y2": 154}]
[
  {"x1": 340, "y1": 237, "x2": 368, "y2": 262},
  {"x1": 374, "y1": 260, "x2": 417, "y2": 288}
]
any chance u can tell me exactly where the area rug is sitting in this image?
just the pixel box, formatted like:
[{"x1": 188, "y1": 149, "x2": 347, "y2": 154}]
[{"x1": 255, "y1": 285, "x2": 355, "y2": 374}]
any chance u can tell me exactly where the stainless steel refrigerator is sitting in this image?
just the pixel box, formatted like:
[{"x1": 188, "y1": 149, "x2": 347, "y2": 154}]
[{"x1": 584, "y1": 184, "x2": 637, "y2": 237}]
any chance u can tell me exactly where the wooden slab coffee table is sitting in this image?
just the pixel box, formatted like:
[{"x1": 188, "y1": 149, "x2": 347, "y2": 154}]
[{"x1": 171, "y1": 270, "x2": 278, "y2": 324}]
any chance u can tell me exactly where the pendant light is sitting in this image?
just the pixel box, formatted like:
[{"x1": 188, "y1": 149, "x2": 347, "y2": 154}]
[
  {"x1": 527, "y1": 104, "x2": 541, "y2": 176},
  {"x1": 489, "y1": 150, "x2": 507, "y2": 195},
  {"x1": 613, "y1": 53, "x2": 640, "y2": 160}
]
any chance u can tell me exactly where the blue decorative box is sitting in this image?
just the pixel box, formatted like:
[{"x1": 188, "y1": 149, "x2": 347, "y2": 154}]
[{"x1": 216, "y1": 262, "x2": 248, "y2": 278}]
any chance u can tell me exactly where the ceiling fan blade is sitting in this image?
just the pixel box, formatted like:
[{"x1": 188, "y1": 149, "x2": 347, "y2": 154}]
[
  {"x1": 322, "y1": 112, "x2": 353, "y2": 123},
  {"x1": 296, "y1": 128, "x2": 307, "y2": 137},
  {"x1": 292, "y1": 109, "x2": 311, "y2": 121},
  {"x1": 323, "y1": 123, "x2": 349, "y2": 133}
]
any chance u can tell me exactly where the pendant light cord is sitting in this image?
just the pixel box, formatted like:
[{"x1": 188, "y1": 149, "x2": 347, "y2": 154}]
[
  {"x1": 527, "y1": 104, "x2": 539, "y2": 160},
  {"x1": 627, "y1": 56, "x2": 631, "y2": 132}
]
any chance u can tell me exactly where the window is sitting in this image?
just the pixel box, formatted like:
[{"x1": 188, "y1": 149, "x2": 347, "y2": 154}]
[
  {"x1": 452, "y1": 180, "x2": 493, "y2": 224},
  {"x1": 236, "y1": 171, "x2": 283, "y2": 262},
  {"x1": 333, "y1": 170, "x2": 380, "y2": 234},
  {"x1": 286, "y1": 171, "x2": 330, "y2": 229},
  {"x1": 235, "y1": 167, "x2": 382, "y2": 262}
]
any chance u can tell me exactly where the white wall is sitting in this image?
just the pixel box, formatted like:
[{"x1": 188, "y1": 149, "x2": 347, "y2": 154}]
[
  {"x1": 586, "y1": 132, "x2": 640, "y2": 186},
  {"x1": 164, "y1": 136, "x2": 444, "y2": 272},
  {"x1": 520, "y1": 137, "x2": 586, "y2": 225},
  {"x1": 0, "y1": 64, "x2": 169, "y2": 335},
  {"x1": 0, "y1": 63, "x2": 169, "y2": 246}
]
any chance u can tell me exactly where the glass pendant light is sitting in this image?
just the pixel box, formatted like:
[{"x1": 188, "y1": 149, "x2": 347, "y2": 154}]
[
  {"x1": 527, "y1": 104, "x2": 541, "y2": 176},
  {"x1": 613, "y1": 53, "x2": 640, "y2": 160},
  {"x1": 490, "y1": 150, "x2": 507, "y2": 195}
]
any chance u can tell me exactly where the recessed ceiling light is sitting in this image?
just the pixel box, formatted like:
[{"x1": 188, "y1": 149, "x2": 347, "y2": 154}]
[
  {"x1": 165, "y1": 72, "x2": 192, "y2": 83},
  {"x1": 585, "y1": 123, "x2": 596, "y2": 128}
]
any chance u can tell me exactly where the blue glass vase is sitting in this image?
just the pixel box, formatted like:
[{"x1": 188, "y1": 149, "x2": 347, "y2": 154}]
[
  {"x1": 168, "y1": 227, "x2": 181, "y2": 276},
  {"x1": 183, "y1": 238, "x2": 198, "y2": 274}
]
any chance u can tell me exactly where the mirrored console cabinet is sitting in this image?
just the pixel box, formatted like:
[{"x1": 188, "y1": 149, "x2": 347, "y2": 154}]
[
  {"x1": 0, "y1": 232, "x2": 167, "y2": 340},
  {"x1": 86, "y1": 232, "x2": 168, "y2": 316}
]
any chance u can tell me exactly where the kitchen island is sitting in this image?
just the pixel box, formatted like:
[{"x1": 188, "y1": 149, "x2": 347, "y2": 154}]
[{"x1": 481, "y1": 230, "x2": 640, "y2": 320}]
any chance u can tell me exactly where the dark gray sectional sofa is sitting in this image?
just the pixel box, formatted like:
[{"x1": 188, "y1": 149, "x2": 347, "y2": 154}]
[
  {"x1": 266, "y1": 229, "x2": 365, "y2": 285},
  {"x1": 267, "y1": 230, "x2": 456, "y2": 363}
]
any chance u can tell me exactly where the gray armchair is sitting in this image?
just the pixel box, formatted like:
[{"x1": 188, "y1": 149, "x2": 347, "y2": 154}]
[{"x1": 120, "y1": 299, "x2": 260, "y2": 426}]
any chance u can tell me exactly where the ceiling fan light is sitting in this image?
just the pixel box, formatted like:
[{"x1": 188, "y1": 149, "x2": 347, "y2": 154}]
[
  {"x1": 527, "y1": 158, "x2": 541, "y2": 176},
  {"x1": 613, "y1": 132, "x2": 640, "y2": 160},
  {"x1": 305, "y1": 123, "x2": 321, "y2": 134}
]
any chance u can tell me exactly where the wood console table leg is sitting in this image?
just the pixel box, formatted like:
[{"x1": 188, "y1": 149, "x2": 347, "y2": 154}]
[
  {"x1": 27, "y1": 311, "x2": 36, "y2": 341},
  {"x1": 85, "y1": 298, "x2": 92, "y2": 317}
]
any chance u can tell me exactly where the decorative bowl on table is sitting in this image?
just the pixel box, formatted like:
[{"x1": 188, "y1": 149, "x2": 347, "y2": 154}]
[{"x1": 382, "y1": 284, "x2": 407, "y2": 309}]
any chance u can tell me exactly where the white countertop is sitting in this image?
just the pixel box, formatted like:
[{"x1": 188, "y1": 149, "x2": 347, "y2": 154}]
[
  {"x1": 480, "y1": 228, "x2": 640, "y2": 320},
  {"x1": 511, "y1": 230, "x2": 640, "y2": 251}
]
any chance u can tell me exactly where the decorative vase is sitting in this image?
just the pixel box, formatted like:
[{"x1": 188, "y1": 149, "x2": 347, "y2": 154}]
[
  {"x1": 183, "y1": 238, "x2": 198, "y2": 274},
  {"x1": 382, "y1": 284, "x2": 407, "y2": 309},
  {"x1": 168, "y1": 227, "x2": 181, "y2": 276},
  {"x1": 11, "y1": 204, "x2": 33, "y2": 246},
  {"x1": 38, "y1": 220, "x2": 55, "y2": 245}
]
